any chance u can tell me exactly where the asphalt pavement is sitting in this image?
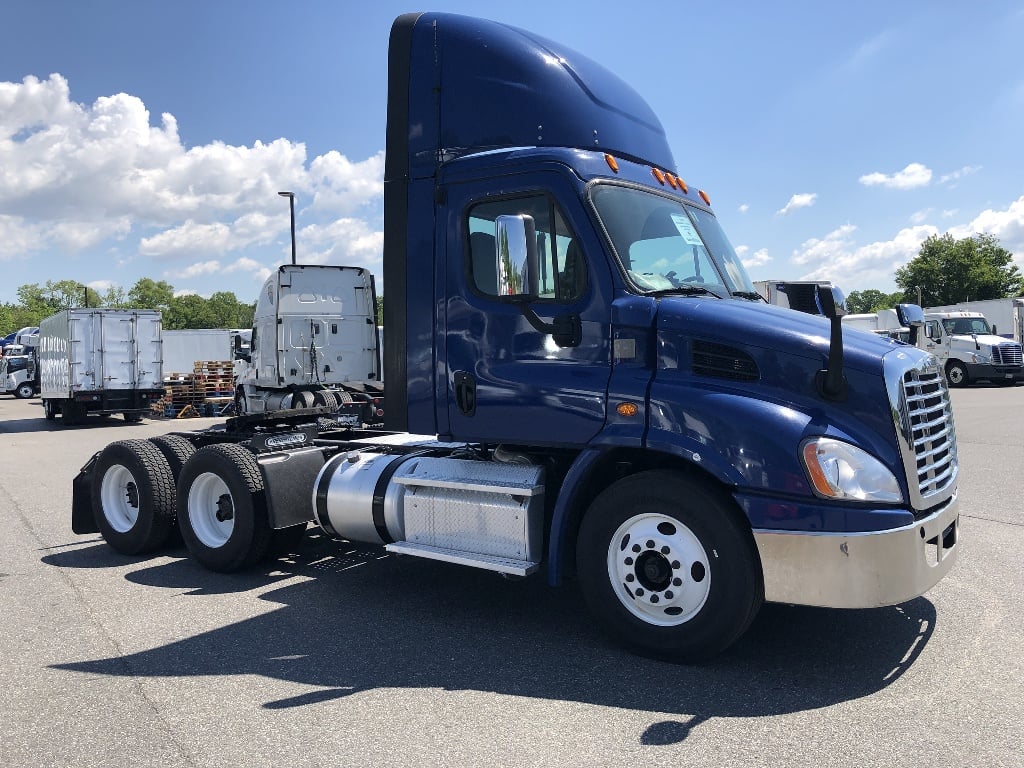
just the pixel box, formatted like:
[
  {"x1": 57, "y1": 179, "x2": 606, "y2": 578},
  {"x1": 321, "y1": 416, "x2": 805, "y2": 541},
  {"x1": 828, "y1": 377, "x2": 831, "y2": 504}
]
[{"x1": 0, "y1": 389, "x2": 1021, "y2": 768}]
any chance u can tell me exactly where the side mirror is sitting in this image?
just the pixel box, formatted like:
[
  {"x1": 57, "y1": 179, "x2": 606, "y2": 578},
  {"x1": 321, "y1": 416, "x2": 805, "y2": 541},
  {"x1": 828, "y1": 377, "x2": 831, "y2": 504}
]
[
  {"x1": 815, "y1": 284, "x2": 847, "y2": 319},
  {"x1": 495, "y1": 214, "x2": 539, "y2": 298},
  {"x1": 895, "y1": 303, "x2": 924, "y2": 327},
  {"x1": 896, "y1": 304, "x2": 924, "y2": 346}
]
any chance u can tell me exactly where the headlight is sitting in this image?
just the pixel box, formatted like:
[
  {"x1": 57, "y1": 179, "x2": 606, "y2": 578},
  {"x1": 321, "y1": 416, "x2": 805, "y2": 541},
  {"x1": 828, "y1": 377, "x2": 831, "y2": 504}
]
[
  {"x1": 972, "y1": 351, "x2": 992, "y2": 364},
  {"x1": 800, "y1": 437, "x2": 903, "y2": 503}
]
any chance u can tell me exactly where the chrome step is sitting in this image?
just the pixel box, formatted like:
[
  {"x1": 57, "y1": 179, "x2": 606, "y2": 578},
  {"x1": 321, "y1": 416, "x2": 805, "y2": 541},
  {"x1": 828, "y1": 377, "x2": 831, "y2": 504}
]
[{"x1": 385, "y1": 541, "x2": 539, "y2": 576}]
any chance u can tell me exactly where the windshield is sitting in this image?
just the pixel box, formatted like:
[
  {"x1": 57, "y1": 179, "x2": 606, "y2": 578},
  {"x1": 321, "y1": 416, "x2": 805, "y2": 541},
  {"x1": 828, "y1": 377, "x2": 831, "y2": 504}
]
[
  {"x1": 942, "y1": 317, "x2": 992, "y2": 335},
  {"x1": 589, "y1": 183, "x2": 756, "y2": 296}
]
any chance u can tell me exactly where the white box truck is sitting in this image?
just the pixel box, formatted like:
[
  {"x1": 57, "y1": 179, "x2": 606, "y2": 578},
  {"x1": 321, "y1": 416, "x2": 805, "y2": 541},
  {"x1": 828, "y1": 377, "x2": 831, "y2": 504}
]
[{"x1": 38, "y1": 309, "x2": 165, "y2": 424}]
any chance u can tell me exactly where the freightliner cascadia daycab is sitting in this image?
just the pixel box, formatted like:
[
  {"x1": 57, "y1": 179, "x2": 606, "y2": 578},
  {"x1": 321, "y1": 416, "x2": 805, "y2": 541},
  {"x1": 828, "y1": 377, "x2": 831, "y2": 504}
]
[{"x1": 71, "y1": 12, "x2": 960, "y2": 660}]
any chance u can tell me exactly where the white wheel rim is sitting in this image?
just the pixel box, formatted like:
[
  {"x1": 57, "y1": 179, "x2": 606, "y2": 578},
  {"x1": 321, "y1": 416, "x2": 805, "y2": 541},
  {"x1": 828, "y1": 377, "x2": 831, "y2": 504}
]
[
  {"x1": 188, "y1": 472, "x2": 235, "y2": 548},
  {"x1": 99, "y1": 464, "x2": 140, "y2": 533},
  {"x1": 607, "y1": 513, "x2": 711, "y2": 626}
]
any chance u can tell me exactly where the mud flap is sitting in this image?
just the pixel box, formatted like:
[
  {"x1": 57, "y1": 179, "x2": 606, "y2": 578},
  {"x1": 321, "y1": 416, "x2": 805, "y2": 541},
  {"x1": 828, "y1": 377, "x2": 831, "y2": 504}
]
[{"x1": 71, "y1": 452, "x2": 101, "y2": 534}]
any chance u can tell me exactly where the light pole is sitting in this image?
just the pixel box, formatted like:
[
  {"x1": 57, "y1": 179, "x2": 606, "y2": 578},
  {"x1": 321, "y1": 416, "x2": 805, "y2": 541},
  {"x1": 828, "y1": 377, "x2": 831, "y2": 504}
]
[{"x1": 278, "y1": 191, "x2": 296, "y2": 265}]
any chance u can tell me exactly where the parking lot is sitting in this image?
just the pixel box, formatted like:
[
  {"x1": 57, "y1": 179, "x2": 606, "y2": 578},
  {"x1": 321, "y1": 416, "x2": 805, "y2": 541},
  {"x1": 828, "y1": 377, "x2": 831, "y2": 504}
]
[{"x1": 1, "y1": 389, "x2": 1021, "y2": 768}]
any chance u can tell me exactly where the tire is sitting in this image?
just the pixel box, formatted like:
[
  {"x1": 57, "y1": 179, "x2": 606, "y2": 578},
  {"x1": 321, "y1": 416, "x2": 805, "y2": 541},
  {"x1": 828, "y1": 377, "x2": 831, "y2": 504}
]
[
  {"x1": 14, "y1": 382, "x2": 35, "y2": 399},
  {"x1": 576, "y1": 470, "x2": 763, "y2": 662},
  {"x1": 61, "y1": 400, "x2": 84, "y2": 426},
  {"x1": 177, "y1": 443, "x2": 272, "y2": 572},
  {"x1": 123, "y1": 412, "x2": 144, "y2": 423},
  {"x1": 292, "y1": 390, "x2": 316, "y2": 409},
  {"x1": 92, "y1": 440, "x2": 176, "y2": 555},
  {"x1": 43, "y1": 399, "x2": 56, "y2": 421},
  {"x1": 148, "y1": 435, "x2": 197, "y2": 480},
  {"x1": 312, "y1": 389, "x2": 338, "y2": 410},
  {"x1": 945, "y1": 361, "x2": 969, "y2": 388}
]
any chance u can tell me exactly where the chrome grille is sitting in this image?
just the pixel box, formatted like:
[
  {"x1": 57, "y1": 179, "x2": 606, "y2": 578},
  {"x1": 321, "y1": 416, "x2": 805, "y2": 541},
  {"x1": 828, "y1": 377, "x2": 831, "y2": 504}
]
[
  {"x1": 898, "y1": 361, "x2": 957, "y2": 502},
  {"x1": 992, "y1": 343, "x2": 1023, "y2": 366}
]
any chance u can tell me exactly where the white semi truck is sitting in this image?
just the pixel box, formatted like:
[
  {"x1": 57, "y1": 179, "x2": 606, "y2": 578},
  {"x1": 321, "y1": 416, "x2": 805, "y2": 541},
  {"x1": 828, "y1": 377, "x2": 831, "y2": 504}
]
[
  {"x1": 233, "y1": 264, "x2": 384, "y2": 425},
  {"x1": 917, "y1": 309, "x2": 1024, "y2": 386},
  {"x1": 38, "y1": 309, "x2": 165, "y2": 424},
  {"x1": 924, "y1": 298, "x2": 1024, "y2": 344}
]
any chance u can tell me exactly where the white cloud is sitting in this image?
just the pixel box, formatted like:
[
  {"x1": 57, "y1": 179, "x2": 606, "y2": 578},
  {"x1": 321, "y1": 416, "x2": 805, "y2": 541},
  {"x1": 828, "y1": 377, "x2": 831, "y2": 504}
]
[
  {"x1": 86, "y1": 280, "x2": 115, "y2": 292},
  {"x1": 737, "y1": 203, "x2": 749, "y2": 214},
  {"x1": 300, "y1": 218, "x2": 384, "y2": 272},
  {"x1": 742, "y1": 248, "x2": 771, "y2": 269},
  {"x1": 948, "y1": 195, "x2": 1024, "y2": 254},
  {"x1": 938, "y1": 165, "x2": 981, "y2": 186},
  {"x1": 793, "y1": 224, "x2": 938, "y2": 291},
  {"x1": 910, "y1": 209, "x2": 932, "y2": 225},
  {"x1": 776, "y1": 193, "x2": 817, "y2": 216},
  {"x1": 0, "y1": 73, "x2": 385, "y2": 281},
  {"x1": 165, "y1": 260, "x2": 222, "y2": 279},
  {"x1": 858, "y1": 162, "x2": 932, "y2": 189}
]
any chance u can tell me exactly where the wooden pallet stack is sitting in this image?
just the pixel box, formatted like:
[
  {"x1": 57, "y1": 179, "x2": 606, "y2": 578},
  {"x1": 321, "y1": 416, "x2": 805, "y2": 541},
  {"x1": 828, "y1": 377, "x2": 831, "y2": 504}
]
[{"x1": 155, "y1": 360, "x2": 235, "y2": 417}]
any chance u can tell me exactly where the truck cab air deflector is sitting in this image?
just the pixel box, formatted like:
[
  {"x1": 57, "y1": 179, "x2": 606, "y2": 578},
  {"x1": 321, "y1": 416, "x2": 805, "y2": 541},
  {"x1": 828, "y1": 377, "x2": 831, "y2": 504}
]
[{"x1": 388, "y1": 12, "x2": 676, "y2": 181}]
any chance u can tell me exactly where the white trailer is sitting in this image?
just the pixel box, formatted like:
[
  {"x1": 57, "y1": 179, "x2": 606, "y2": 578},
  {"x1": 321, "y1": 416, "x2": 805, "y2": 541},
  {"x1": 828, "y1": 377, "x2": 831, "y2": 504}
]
[
  {"x1": 162, "y1": 329, "x2": 234, "y2": 375},
  {"x1": 924, "y1": 298, "x2": 1024, "y2": 343},
  {"x1": 38, "y1": 309, "x2": 164, "y2": 424}
]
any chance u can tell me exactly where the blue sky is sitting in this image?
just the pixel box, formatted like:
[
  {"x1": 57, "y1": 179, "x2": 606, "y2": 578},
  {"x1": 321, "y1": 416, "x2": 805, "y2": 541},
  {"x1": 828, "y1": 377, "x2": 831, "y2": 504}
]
[{"x1": 2, "y1": 1, "x2": 1023, "y2": 306}]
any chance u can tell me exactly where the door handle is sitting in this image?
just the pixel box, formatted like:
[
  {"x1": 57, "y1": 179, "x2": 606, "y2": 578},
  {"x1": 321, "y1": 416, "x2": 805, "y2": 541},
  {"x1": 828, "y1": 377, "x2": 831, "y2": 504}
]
[{"x1": 454, "y1": 371, "x2": 476, "y2": 416}]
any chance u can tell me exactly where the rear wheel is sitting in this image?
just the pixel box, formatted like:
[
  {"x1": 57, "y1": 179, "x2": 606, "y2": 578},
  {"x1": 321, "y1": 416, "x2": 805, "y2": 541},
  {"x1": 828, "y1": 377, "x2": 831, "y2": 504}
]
[
  {"x1": 177, "y1": 443, "x2": 272, "y2": 572},
  {"x1": 291, "y1": 390, "x2": 316, "y2": 409},
  {"x1": 576, "y1": 470, "x2": 763, "y2": 662},
  {"x1": 123, "y1": 412, "x2": 144, "y2": 423},
  {"x1": 43, "y1": 399, "x2": 56, "y2": 421},
  {"x1": 313, "y1": 389, "x2": 338, "y2": 410},
  {"x1": 61, "y1": 401, "x2": 85, "y2": 426},
  {"x1": 92, "y1": 440, "x2": 176, "y2": 555}
]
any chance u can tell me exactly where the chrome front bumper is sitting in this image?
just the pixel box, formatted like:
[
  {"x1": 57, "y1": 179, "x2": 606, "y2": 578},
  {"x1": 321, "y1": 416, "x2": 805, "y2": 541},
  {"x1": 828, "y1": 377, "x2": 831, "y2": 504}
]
[{"x1": 752, "y1": 494, "x2": 959, "y2": 608}]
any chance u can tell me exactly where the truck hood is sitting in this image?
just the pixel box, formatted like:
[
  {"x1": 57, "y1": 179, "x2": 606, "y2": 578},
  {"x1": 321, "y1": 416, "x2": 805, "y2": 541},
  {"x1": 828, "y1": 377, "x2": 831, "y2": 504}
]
[
  {"x1": 654, "y1": 296, "x2": 898, "y2": 375},
  {"x1": 948, "y1": 332, "x2": 1011, "y2": 349}
]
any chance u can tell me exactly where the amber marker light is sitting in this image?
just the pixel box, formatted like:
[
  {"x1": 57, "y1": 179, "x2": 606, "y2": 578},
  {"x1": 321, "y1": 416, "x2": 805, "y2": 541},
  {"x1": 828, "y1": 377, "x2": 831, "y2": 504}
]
[
  {"x1": 651, "y1": 168, "x2": 666, "y2": 184},
  {"x1": 802, "y1": 442, "x2": 835, "y2": 497},
  {"x1": 699, "y1": 189, "x2": 711, "y2": 205},
  {"x1": 665, "y1": 173, "x2": 678, "y2": 189},
  {"x1": 616, "y1": 402, "x2": 639, "y2": 417},
  {"x1": 677, "y1": 177, "x2": 689, "y2": 194},
  {"x1": 604, "y1": 154, "x2": 619, "y2": 173}
]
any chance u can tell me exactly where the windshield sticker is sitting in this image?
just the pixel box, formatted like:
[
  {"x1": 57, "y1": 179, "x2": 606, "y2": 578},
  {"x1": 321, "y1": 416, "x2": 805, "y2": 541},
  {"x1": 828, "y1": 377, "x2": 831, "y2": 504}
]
[{"x1": 670, "y1": 213, "x2": 703, "y2": 245}]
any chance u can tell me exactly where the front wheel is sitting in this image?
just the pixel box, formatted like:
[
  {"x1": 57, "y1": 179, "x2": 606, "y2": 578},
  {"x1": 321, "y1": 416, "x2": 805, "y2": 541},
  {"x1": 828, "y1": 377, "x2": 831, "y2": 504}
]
[
  {"x1": 945, "y1": 360, "x2": 969, "y2": 388},
  {"x1": 14, "y1": 382, "x2": 35, "y2": 399},
  {"x1": 576, "y1": 470, "x2": 763, "y2": 661},
  {"x1": 177, "y1": 443, "x2": 272, "y2": 572}
]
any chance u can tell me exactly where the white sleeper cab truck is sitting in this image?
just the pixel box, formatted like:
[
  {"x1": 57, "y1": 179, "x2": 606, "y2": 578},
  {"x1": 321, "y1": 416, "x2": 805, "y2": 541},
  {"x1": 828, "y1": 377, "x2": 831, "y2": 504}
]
[
  {"x1": 919, "y1": 310, "x2": 1024, "y2": 387},
  {"x1": 234, "y1": 265, "x2": 384, "y2": 425}
]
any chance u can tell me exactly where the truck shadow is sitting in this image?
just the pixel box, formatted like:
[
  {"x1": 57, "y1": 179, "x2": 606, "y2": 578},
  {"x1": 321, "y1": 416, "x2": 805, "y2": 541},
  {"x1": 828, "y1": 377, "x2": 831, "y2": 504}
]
[{"x1": 45, "y1": 532, "x2": 936, "y2": 744}]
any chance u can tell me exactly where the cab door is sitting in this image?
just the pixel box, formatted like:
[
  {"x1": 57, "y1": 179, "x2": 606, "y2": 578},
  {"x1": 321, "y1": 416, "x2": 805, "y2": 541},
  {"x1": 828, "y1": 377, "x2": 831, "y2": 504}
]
[{"x1": 439, "y1": 174, "x2": 613, "y2": 446}]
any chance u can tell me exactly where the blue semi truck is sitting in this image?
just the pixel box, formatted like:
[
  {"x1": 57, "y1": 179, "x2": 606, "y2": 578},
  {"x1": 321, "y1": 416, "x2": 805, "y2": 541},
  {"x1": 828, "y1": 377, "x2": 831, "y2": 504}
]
[{"x1": 72, "y1": 12, "x2": 960, "y2": 660}]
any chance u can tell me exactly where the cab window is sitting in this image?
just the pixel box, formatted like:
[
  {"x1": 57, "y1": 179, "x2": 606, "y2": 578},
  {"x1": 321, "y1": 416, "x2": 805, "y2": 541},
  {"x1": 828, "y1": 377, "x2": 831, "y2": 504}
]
[{"x1": 467, "y1": 195, "x2": 585, "y2": 302}]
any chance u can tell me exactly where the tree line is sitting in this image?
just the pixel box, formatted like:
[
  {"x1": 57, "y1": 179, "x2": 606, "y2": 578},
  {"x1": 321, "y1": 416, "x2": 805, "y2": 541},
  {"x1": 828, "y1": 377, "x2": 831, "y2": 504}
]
[
  {"x1": 0, "y1": 278, "x2": 256, "y2": 333},
  {"x1": 846, "y1": 233, "x2": 1022, "y2": 313}
]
